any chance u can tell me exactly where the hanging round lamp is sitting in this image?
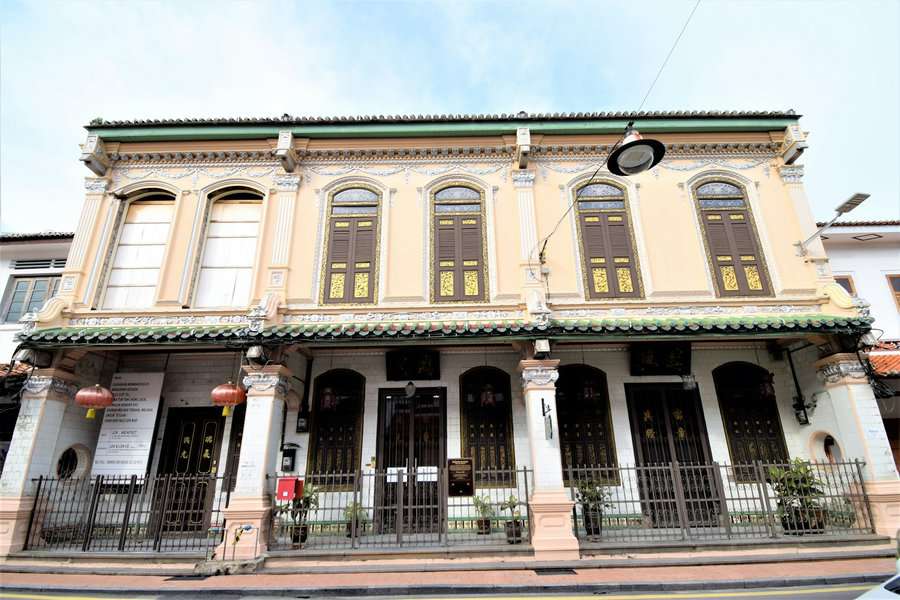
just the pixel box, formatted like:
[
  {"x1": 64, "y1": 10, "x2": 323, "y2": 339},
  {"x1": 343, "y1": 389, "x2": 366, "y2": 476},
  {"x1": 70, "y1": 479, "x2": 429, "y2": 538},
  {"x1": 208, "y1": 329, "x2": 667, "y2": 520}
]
[
  {"x1": 75, "y1": 384, "x2": 114, "y2": 419},
  {"x1": 607, "y1": 124, "x2": 666, "y2": 176},
  {"x1": 211, "y1": 381, "x2": 246, "y2": 416}
]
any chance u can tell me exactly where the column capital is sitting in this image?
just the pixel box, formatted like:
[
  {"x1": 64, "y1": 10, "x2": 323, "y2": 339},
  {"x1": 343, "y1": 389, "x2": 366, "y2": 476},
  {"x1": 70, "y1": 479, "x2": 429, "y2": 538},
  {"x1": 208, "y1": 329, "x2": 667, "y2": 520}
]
[
  {"x1": 518, "y1": 359, "x2": 560, "y2": 390},
  {"x1": 511, "y1": 169, "x2": 536, "y2": 188},
  {"x1": 814, "y1": 353, "x2": 868, "y2": 386},
  {"x1": 21, "y1": 368, "x2": 78, "y2": 401},
  {"x1": 241, "y1": 364, "x2": 291, "y2": 396},
  {"x1": 273, "y1": 173, "x2": 301, "y2": 191}
]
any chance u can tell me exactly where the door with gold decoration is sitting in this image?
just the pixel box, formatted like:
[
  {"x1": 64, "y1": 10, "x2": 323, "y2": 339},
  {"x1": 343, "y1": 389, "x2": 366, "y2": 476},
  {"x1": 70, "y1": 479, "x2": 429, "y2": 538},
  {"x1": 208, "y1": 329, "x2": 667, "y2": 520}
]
[
  {"x1": 157, "y1": 407, "x2": 225, "y2": 533},
  {"x1": 625, "y1": 384, "x2": 719, "y2": 528}
]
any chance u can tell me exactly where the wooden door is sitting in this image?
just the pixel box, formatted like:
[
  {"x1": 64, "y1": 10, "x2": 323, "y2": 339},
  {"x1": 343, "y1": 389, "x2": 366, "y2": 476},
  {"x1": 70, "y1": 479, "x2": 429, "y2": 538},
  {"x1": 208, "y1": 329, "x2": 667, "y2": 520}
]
[
  {"x1": 626, "y1": 384, "x2": 719, "y2": 528},
  {"x1": 375, "y1": 388, "x2": 446, "y2": 534},
  {"x1": 157, "y1": 407, "x2": 225, "y2": 534}
]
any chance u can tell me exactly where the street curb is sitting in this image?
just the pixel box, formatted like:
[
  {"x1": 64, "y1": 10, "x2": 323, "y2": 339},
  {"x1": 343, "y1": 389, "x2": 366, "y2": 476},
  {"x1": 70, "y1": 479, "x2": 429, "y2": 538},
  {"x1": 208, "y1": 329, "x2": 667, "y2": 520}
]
[
  {"x1": 1, "y1": 547, "x2": 895, "y2": 576},
  {"x1": 0, "y1": 573, "x2": 894, "y2": 596}
]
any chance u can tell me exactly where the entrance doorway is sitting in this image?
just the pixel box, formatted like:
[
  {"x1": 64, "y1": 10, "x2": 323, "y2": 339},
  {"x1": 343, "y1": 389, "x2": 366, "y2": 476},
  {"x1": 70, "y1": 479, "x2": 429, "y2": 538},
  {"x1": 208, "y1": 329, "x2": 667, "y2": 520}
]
[
  {"x1": 156, "y1": 407, "x2": 225, "y2": 534},
  {"x1": 625, "y1": 384, "x2": 719, "y2": 528},
  {"x1": 375, "y1": 388, "x2": 446, "y2": 535}
]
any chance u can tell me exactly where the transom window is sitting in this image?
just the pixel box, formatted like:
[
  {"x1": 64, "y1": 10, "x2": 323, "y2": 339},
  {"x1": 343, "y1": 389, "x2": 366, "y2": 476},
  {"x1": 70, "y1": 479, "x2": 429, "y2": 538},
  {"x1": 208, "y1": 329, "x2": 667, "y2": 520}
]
[
  {"x1": 2, "y1": 276, "x2": 60, "y2": 322},
  {"x1": 695, "y1": 181, "x2": 772, "y2": 297},
  {"x1": 322, "y1": 186, "x2": 380, "y2": 304},
  {"x1": 432, "y1": 185, "x2": 487, "y2": 302},
  {"x1": 102, "y1": 191, "x2": 175, "y2": 309},
  {"x1": 195, "y1": 188, "x2": 263, "y2": 308},
  {"x1": 574, "y1": 182, "x2": 641, "y2": 299}
]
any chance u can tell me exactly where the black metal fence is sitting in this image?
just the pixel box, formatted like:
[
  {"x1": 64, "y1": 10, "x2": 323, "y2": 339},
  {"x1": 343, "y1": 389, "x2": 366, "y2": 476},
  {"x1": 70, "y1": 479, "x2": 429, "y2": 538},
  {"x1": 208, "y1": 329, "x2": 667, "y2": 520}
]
[
  {"x1": 24, "y1": 474, "x2": 234, "y2": 555},
  {"x1": 566, "y1": 460, "x2": 875, "y2": 545},
  {"x1": 268, "y1": 467, "x2": 533, "y2": 551}
]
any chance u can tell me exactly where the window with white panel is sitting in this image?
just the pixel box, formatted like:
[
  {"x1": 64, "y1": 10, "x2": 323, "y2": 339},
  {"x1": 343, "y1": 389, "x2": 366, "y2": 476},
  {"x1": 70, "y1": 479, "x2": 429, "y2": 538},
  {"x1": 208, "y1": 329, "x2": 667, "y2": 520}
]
[
  {"x1": 102, "y1": 196, "x2": 174, "y2": 309},
  {"x1": 194, "y1": 190, "x2": 263, "y2": 308}
]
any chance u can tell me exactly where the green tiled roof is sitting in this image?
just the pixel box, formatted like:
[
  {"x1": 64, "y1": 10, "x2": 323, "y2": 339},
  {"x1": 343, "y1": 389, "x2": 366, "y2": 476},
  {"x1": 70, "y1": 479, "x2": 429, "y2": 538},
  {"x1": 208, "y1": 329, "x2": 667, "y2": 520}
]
[{"x1": 17, "y1": 314, "x2": 871, "y2": 347}]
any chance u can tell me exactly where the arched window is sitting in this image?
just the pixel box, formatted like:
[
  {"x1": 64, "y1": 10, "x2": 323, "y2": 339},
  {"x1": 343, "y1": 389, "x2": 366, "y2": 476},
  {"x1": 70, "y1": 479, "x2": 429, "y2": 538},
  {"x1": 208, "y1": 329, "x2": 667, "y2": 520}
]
[
  {"x1": 460, "y1": 367, "x2": 514, "y2": 483},
  {"x1": 322, "y1": 186, "x2": 380, "y2": 304},
  {"x1": 307, "y1": 369, "x2": 365, "y2": 485},
  {"x1": 694, "y1": 181, "x2": 771, "y2": 296},
  {"x1": 556, "y1": 365, "x2": 617, "y2": 479},
  {"x1": 432, "y1": 185, "x2": 487, "y2": 302},
  {"x1": 574, "y1": 182, "x2": 641, "y2": 299},
  {"x1": 195, "y1": 187, "x2": 263, "y2": 308},
  {"x1": 713, "y1": 362, "x2": 788, "y2": 479},
  {"x1": 102, "y1": 189, "x2": 175, "y2": 309}
]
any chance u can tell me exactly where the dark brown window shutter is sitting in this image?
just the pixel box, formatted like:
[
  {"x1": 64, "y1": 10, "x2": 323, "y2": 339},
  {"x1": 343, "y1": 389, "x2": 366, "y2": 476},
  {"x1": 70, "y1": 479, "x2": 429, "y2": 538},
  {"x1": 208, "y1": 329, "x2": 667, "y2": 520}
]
[
  {"x1": 701, "y1": 209, "x2": 770, "y2": 297},
  {"x1": 324, "y1": 217, "x2": 376, "y2": 304},
  {"x1": 579, "y1": 212, "x2": 641, "y2": 299},
  {"x1": 434, "y1": 214, "x2": 486, "y2": 302}
]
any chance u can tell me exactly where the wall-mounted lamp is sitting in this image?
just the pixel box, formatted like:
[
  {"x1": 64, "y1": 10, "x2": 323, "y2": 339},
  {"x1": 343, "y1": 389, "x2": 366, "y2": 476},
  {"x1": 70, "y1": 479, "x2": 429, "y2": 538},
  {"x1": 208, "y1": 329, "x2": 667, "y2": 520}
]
[
  {"x1": 795, "y1": 193, "x2": 870, "y2": 256},
  {"x1": 792, "y1": 392, "x2": 823, "y2": 425},
  {"x1": 681, "y1": 374, "x2": 697, "y2": 390},
  {"x1": 13, "y1": 348, "x2": 53, "y2": 368},
  {"x1": 534, "y1": 339, "x2": 551, "y2": 359}
]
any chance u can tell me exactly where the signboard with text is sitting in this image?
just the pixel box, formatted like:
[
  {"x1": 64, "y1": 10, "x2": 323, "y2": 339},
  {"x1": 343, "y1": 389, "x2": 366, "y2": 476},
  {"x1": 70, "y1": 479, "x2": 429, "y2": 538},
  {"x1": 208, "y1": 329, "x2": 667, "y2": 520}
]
[
  {"x1": 91, "y1": 372, "x2": 165, "y2": 477},
  {"x1": 448, "y1": 458, "x2": 474, "y2": 497}
]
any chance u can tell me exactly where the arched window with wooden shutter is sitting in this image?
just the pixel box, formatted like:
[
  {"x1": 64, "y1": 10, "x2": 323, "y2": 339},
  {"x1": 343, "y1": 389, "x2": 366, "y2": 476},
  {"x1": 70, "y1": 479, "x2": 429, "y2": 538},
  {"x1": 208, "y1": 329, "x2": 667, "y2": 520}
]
[
  {"x1": 321, "y1": 186, "x2": 380, "y2": 304},
  {"x1": 431, "y1": 185, "x2": 487, "y2": 303},
  {"x1": 694, "y1": 181, "x2": 772, "y2": 297},
  {"x1": 574, "y1": 182, "x2": 642, "y2": 299}
]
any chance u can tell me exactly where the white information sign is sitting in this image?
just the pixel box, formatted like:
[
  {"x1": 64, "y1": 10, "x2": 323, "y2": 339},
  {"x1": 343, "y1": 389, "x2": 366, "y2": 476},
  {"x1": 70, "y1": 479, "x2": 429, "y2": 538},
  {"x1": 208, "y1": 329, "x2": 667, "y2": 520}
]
[{"x1": 91, "y1": 372, "x2": 165, "y2": 477}]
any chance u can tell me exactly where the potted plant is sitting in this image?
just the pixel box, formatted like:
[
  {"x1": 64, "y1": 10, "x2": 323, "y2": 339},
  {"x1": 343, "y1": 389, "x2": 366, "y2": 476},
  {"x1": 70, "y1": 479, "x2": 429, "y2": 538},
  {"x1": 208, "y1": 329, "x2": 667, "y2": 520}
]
[
  {"x1": 575, "y1": 479, "x2": 612, "y2": 538},
  {"x1": 472, "y1": 495, "x2": 495, "y2": 535},
  {"x1": 499, "y1": 495, "x2": 523, "y2": 544},
  {"x1": 344, "y1": 501, "x2": 368, "y2": 538},
  {"x1": 272, "y1": 484, "x2": 319, "y2": 548},
  {"x1": 768, "y1": 459, "x2": 826, "y2": 535},
  {"x1": 825, "y1": 497, "x2": 858, "y2": 529}
]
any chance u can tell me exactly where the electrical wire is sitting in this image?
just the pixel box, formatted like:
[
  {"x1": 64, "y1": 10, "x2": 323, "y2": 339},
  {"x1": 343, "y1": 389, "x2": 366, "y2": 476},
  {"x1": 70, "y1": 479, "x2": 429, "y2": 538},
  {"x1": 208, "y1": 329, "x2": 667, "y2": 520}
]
[{"x1": 528, "y1": 0, "x2": 702, "y2": 283}]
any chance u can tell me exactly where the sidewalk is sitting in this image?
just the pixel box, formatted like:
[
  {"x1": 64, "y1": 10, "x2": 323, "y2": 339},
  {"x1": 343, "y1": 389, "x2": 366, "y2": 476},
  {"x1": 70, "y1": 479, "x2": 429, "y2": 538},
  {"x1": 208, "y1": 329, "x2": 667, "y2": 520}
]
[{"x1": 1, "y1": 557, "x2": 896, "y2": 596}]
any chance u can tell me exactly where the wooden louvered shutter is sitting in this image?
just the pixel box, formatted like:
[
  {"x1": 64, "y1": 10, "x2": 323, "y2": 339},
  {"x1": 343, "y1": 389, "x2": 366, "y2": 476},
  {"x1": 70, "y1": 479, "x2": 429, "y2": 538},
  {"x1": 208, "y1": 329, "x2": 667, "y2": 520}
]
[
  {"x1": 702, "y1": 210, "x2": 770, "y2": 296},
  {"x1": 434, "y1": 215, "x2": 485, "y2": 302},
  {"x1": 579, "y1": 212, "x2": 640, "y2": 299},
  {"x1": 324, "y1": 217, "x2": 376, "y2": 304}
]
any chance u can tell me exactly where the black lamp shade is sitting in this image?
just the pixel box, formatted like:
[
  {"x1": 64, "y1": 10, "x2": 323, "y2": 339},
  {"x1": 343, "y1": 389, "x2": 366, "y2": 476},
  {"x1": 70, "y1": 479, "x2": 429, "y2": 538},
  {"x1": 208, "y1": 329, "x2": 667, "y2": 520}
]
[{"x1": 607, "y1": 129, "x2": 665, "y2": 176}]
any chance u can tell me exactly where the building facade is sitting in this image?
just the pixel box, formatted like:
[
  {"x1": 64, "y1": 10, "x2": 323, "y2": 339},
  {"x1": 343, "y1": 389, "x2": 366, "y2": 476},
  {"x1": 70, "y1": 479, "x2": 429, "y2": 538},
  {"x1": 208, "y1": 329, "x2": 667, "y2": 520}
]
[
  {"x1": 0, "y1": 111, "x2": 896, "y2": 564},
  {"x1": 820, "y1": 221, "x2": 900, "y2": 470}
]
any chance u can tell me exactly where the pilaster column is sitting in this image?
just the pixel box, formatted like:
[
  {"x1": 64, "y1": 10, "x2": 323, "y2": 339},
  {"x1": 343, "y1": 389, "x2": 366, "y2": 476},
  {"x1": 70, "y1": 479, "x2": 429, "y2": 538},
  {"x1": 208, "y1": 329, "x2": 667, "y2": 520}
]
[
  {"x1": 512, "y1": 170, "x2": 549, "y2": 320},
  {"x1": 214, "y1": 364, "x2": 290, "y2": 561},
  {"x1": 0, "y1": 368, "x2": 77, "y2": 556},
  {"x1": 815, "y1": 353, "x2": 899, "y2": 536},
  {"x1": 267, "y1": 175, "x2": 302, "y2": 298},
  {"x1": 519, "y1": 359, "x2": 579, "y2": 560}
]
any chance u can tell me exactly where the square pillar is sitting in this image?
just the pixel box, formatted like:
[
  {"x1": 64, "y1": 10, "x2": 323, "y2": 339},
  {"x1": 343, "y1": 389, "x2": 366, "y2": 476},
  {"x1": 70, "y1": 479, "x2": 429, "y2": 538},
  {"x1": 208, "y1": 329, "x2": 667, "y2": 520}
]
[
  {"x1": 816, "y1": 353, "x2": 899, "y2": 537},
  {"x1": 213, "y1": 365, "x2": 289, "y2": 561},
  {"x1": 0, "y1": 369, "x2": 77, "y2": 556},
  {"x1": 519, "y1": 359, "x2": 579, "y2": 560}
]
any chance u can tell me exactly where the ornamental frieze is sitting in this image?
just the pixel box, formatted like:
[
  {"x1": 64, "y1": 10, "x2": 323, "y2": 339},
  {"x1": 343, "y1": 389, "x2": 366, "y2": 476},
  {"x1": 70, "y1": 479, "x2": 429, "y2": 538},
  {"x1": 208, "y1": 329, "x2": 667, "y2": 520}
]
[
  {"x1": 553, "y1": 305, "x2": 814, "y2": 319},
  {"x1": 68, "y1": 315, "x2": 249, "y2": 327},
  {"x1": 282, "y1": 310, "x2": 523, "y2": 324},
  {"x1": 111, "y1": 164, "x2": 279, "y2": 188}
]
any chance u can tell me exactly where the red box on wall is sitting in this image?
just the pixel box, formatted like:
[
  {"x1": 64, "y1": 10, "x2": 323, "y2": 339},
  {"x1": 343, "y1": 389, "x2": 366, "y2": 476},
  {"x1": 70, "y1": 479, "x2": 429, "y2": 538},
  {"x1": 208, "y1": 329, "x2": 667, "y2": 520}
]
[{"x1": 276, "y1": 477, "x2": 303, "y2": 502}]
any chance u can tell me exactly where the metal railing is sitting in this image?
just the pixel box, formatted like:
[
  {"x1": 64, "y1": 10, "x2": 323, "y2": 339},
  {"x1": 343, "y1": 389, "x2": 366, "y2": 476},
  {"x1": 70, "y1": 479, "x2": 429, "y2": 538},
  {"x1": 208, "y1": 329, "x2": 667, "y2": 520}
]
[
  {"x1": 566, "y1": 460, "x2": 875, "y2": 545},
  {"x1": 24, "y1": 474, "x2": 234, "y2": 555},
  {"x1": 268, "y1": 467, "x2": 533, "y2": 551}
]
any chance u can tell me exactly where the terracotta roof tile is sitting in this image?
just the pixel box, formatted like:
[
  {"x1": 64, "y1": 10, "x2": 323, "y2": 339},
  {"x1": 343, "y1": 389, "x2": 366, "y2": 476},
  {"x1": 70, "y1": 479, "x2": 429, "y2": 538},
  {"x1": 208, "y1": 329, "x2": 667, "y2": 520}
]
[{"x1": 869, "y1": 351, "x2": 900, "y2": 377}]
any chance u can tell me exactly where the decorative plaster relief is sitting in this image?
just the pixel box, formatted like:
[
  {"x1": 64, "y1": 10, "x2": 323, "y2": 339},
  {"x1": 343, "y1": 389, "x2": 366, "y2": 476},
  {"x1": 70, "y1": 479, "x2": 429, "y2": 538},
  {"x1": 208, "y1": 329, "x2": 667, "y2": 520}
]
[
  {"x1": 778, "y1": 164, "x2": 805, "y2": 183},
  {"x1": 521, "y1": 367, "x2": 559, "y2": 387},
  {"x1": 241, "y1": 373, "x2": 289, "y2": 396},
  {"x1": 273, "y1": 174, "x2": 301, "y2": 191},
  {"x1": 84, "y1": 178, "x2": 110, "y2": 192},
  {"x1": 511, "y1": 170, "x2": 536, "y2": 188},
  {"x1": 817, "y1": 359, "x2": 867, "y2": 384},
  {"x1": 68, "y1": 315, "x2": 248, "y2": 327},
  {"x1": 282, "y1": 310, "x2": 523, "y2": 324},
  {"x1": 554, "y1": 305, "x2": 814, "y2": 319},
  {"x1": 23, "y1": 376, "x2": 78, "y2": 398}
]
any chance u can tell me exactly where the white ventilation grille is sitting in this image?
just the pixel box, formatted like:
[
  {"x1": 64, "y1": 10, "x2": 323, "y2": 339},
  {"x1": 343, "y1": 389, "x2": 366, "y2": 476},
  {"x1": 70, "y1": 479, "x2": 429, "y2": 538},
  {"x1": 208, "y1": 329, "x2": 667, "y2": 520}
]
[{"x1": 11, "y1": 258, "x2": 67, "y2": 270}]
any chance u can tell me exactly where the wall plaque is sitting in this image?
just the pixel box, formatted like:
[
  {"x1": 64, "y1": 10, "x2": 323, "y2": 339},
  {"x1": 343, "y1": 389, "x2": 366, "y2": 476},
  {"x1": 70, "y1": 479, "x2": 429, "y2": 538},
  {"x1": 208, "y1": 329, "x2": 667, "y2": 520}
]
[
  {"x1": 448, "y1": 457, "x2": 474, "y2": 497},
  {"x1": 91, "y1": 372, "x2": 164, "y2": 477},
  {"x1": 386, "y1": 348, "x2": 440, "y2": 381}
]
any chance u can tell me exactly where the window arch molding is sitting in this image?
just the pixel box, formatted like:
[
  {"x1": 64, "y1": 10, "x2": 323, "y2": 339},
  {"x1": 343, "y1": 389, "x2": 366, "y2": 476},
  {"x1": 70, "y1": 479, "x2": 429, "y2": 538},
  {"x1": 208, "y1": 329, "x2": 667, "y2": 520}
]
[
  {"x1": 316, "y1": 179, "x2": 386, "y2": 305},
  {"x1": 422, "y1": 174, "x2": 497, "y2": 304},
  {"x1": 563, "y1": 172, "x2": 650, "y2": 300},
  {"x1": 189, "y1": 183, "x2": 267, "y2": 308},
  {"x1": 92, "y1": 186, "x2": 179, "y2": 309},
  {"x1": 685, "y1": 170, "x2": 780, "y2": 296}
]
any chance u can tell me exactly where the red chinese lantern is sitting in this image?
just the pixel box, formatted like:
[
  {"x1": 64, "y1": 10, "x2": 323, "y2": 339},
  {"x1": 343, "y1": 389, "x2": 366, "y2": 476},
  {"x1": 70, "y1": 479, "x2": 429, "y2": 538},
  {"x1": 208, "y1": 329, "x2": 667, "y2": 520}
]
[
  {"x1": 211, "y1": 381, "x2": 246, "y2": 416},
  {"x1": 75, "y1": 384, "x2": 114, "y2": 419}
]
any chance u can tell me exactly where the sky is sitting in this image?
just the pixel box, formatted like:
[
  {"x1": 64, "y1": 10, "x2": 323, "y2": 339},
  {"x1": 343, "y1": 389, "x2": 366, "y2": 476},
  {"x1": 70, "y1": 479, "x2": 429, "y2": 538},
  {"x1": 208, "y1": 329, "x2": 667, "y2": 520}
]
[{"x1": 1, "y1": 0, "x2": 898, "y2": 232}]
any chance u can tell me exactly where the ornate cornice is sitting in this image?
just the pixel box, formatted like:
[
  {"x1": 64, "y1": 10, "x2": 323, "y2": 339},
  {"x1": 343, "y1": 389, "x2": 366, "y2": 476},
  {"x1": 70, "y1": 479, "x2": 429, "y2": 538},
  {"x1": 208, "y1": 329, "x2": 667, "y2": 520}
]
[
  {"x1": 241, "y1": 372, "x2": 289, "y2": 396},
  {"x1": 23, "y1": 375, "x2": 78, "y2": 399},
  {"x1": 110, "y1": 151, "x2": 275, "y2": 163}
]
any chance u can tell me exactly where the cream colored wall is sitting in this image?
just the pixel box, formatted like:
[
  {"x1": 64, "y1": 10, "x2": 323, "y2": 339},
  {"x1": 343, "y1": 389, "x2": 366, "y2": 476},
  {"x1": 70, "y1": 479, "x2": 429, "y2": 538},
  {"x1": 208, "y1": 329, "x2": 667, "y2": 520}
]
[{"x1": 54, "y1": 131, "x2": 846, "y2": 324}]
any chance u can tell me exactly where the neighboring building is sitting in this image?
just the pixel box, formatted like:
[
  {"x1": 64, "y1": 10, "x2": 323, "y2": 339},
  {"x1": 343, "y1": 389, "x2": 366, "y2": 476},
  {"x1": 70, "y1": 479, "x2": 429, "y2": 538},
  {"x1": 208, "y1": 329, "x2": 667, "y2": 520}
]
[
  {"x1": 0, "y1": 232, "x2": 73, "y2": 475},
  {"x1": 820, "y1": 221, "x2": 900, "y2": 470},
  {"x1": 0, "y1": 111, "x2": 896, "y2": 565}
]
